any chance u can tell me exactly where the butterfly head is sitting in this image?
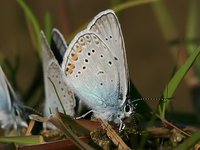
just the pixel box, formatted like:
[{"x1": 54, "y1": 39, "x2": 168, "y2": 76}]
[{"x1": 103, "y1": 99, "x2": 134, "y2": 127}]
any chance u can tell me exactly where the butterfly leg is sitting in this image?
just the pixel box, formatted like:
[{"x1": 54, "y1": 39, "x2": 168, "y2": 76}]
[
  {"x1": 119, "y1": 120, "x2": 125, "y2": 132},
  {"x1": 75, "y1": 110, "x2": 94, "y2": 119}
]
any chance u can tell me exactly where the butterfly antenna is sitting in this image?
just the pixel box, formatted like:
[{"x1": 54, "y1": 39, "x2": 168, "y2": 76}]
[{"x1": 131, "y1": 97, "x2": 174, "y2": 104}]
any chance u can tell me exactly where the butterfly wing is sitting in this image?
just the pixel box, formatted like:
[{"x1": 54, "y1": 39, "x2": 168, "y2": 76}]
[
  {"x1": 0, "y1": 67, "x2": 12, "y2": 123},
  {"x1": 0, "y1": 66, "x2": 27, "y2": 129},
  {"x1": 51, "y1": 28, "x2": 68, "y2": 65},
  {"x1": 47, "y1": 61, "x2": 76, "y2": 116},
  {"x1": 87, "y1": 10, "x2": 129, "y2": 105},
  {"x1": 62, "y1": 31, "x2": 121, "y2": 112},
  {"x1": 41, "y1": 31, "x2": 75, "y2": 117}
]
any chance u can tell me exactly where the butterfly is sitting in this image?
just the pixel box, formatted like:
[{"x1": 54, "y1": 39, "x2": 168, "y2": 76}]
[
  {"x1": 41, "y1": 29, "x2": 76, "y2": 117},
  {"x1": 0, "y1": 66, "x2": 28, "y2": 129},
  {"x1": 61, "y1": 9, "x2": 133, "y2": 129}
]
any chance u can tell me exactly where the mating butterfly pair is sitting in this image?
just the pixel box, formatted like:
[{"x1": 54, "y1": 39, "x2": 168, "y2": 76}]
[{"x1": 0, "y1": 10, "x2": 134, "y2": 131}]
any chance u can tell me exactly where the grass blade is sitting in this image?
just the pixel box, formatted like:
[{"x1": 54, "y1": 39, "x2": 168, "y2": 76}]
[
  {"x1": 186, "y1": 0, "x2": 199, "y2": 54},
  {"x1": 113, "y1": 0, "x2": 158, "y2": 12},
  {"x1": 175, "y1": 130, "x2": 200, "y2": 150},
  {"x1": 44, "y1": 12, "x2": 52, "y2": 43},
  {"x1": 158, "y1": 46, "x2": 200, "y2": 119},
  {"x1": 152, "y1": 1, "x2": 177, "y2": 41},
  {"x1": 186, "y1": 0, "x2": 200, "y2": 76},
  {"x1": 59, "y1": 113, "x2": 90, "y2": 136},
  {"x1": 0, "y1": 135, "x2": 44, "y2": 146},
  {"x1": 49, "y1": 112, "x2": 94, "y2": 150},
  {"x1": 17, "y1": 0, "x2": 41, "y2": 57}
]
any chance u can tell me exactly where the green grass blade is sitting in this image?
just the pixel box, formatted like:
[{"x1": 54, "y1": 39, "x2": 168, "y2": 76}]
[
  {"x1": 186, "y1": 0, "x2": 199, "y2": 54},
  {"x1": 49, "y1": 113, "x2": 94, "y2": 150},
  {"x1": 59, "y1": 113, "x2": 90, "y2": 136},
  {"x1": 151, "y1": 0, "x2": 200, "y2": 119},
  {"x1": 152, "y1": 1, "x2": 177, "y2": 41},
  {"x1": 111, "y1": 0, "x2": 122, "y2": 7},
  {"x1": 175, "y1": 130, "x2": 200, "y2": 150},
  {"x1": 113, "y1": 0, "x2": 158, "y2": 12},
  {"x1": 17, "y1": 0, "x2": 41, "y2": 57},
  {"x1": 45, "y1": 12, "x2": 52, "y2": 43},
  {"x1": 0, "y1": 135, "x2": 44, "y2": 146},
  {"x1": 158, "y1": 46, "x2": 200, "y2": 119},
  {"x1": 186, "y1": 0, "x2": 200, "y2": 76}
]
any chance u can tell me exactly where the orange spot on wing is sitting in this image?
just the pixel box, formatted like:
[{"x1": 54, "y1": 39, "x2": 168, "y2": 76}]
[
  {"x1": 71, "y1": 53, "x2": 78, "y2": 61},
  {"x1": 69, "y1": 64, "x2": 75, "y2": 69},
  {"x1": 77, "y1": 47, "x2": 82, "y2": 52},
  {"x1": 67, "y1": 64, "x2": 75, "y2": 75},
  {"x1": 68, "y1": 69, "x2": 73, "y2": 74}
]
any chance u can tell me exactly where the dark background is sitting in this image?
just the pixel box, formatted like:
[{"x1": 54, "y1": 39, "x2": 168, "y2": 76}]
[{"x1": 0, "y1": 0, "x2": 195, "y2": 114}]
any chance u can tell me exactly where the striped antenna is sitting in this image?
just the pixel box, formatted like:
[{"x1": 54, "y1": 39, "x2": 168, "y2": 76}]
[{"x1": 131, "y1": 97, "x2": 173, "y2": 103}]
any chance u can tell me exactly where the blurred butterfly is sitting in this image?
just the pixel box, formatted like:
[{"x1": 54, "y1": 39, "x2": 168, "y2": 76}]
[
  {"x1": 0, "y1": 66, "x2": 28, "y2": 129},
  {"x1": 41, "y1": 29, "x2": 76, "y2": 117},
  {"x1": 61, "y1": 9, "x2": 134, "y2": 129}
]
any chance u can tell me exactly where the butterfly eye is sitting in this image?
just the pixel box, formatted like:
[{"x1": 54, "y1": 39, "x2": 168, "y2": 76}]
[{"x1": 124, "y1": 104, "x2": 132, "y2": 117}]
